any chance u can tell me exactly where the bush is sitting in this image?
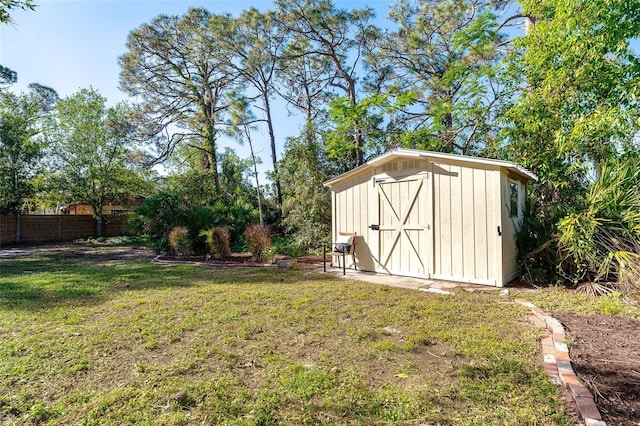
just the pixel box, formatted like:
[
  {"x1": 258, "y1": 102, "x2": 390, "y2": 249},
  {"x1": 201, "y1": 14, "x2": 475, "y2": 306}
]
[
  {"x1": 199, "y1": 226, "x2": 231, "y2": 258},
  {"x1": 556, "y1": 157, "x2": 640, "y2": 287},
  {"x1": 168, "y1": 226, "x2": 191, "y2": 256},
  {"x1": 245, "y1": 224, "x2": 271, "y2": 262}
]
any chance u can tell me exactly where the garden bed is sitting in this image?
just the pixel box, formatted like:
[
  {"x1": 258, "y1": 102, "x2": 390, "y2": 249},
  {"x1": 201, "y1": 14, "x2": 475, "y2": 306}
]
[
  {"x1": 153, "y1": 252, "x2": 272, "y2": 268},
  {"x1": 554, "y1": 312, "x2": 640, "y2": 426}
]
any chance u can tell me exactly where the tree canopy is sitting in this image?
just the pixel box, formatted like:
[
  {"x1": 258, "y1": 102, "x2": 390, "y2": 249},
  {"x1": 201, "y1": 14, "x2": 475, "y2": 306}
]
[{"x1": 48, "y1": 88, "x2": 152, "y2": 236}]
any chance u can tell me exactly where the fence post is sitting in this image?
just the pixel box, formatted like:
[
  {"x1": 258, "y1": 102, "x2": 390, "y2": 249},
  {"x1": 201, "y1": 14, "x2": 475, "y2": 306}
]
[{"x1": 15, "y1": 214, "x2": 21, "y2": 243}]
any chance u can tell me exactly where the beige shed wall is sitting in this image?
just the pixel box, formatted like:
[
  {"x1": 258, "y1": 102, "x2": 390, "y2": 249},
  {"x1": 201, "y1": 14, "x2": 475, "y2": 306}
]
[
  {"x1": 329, "y1": 152, "x2": 527, "y2": 287},
  {"x1": 430, "y1": 159, "x2": 502, "y2": 286},
  {"x1": 331, "y1": 169, "x2": 377, "y2": 271}
]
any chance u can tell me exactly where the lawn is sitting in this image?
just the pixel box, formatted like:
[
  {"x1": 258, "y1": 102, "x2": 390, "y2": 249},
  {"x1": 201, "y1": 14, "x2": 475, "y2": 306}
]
[{"x1": 0, "y1": 245, "x2": 573, "y2": 425}]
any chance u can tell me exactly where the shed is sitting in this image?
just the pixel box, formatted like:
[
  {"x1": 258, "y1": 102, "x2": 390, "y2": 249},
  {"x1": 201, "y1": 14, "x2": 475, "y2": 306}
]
[{"x1": 324, "y1": 148, "x2": 536, "y2": 287}]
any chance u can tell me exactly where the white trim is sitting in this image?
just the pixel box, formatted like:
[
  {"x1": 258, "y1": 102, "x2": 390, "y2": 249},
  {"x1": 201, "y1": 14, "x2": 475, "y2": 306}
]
[
  {"x1": 324, "y1": 149, "x2": 537, "y2": 187},
  {"x1": 430, "y1": 273, "x2": 500, "y2": 287}
]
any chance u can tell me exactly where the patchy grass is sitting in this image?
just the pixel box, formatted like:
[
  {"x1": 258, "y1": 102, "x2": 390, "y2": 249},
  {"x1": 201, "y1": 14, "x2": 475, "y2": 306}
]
[
  {"x1": 0, "y1": 248, "x2": 573, "y2": 425},
  {"x1": 511, "y1": 286, "x2": 640, "y2": 319}
]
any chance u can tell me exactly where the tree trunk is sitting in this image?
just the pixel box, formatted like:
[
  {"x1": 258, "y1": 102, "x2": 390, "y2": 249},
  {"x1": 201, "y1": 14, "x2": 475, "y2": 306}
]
[
  {"x1": 347, "y1": 82, "x2": 364, "y2": 166},
  {"x1": 263, "y1": 94, "x2": 282, "y2": 206},
  {"x1": 208, "y1": 129, "x2": 220, "y2": 191},
  {"x1": 246, "y1": 130, "x2": 264, "y2": 227},
  {"x1": 96, "y1": 213, "x2": 103, "y2": 238}
]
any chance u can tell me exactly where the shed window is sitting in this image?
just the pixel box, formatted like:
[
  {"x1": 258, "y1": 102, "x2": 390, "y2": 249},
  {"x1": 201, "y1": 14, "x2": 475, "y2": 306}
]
[{"x1": 509, "y1": 180, "x2": 519, "y2": 217}]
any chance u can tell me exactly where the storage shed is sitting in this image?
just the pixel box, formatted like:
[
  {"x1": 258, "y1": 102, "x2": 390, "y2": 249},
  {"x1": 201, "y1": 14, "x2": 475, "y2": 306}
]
[{"x1": 324, "y1": 148, "x2": 536, "y2": 287}]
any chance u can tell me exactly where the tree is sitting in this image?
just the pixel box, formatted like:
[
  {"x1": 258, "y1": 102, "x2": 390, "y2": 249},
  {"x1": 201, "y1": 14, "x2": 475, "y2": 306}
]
[
  {"x1": 276, "y1": 0, "x2": 378, "y2": 168},
  {"x1": 279, "y1": 124, "x2": 335, "y2": 249},
  {"x1": 1, "y1": 0, "x2": 36, "y2": 90},
  {"x1": 50, "y1": 88, "x2": 150, "y2": 237},
  {"x1": 504, "y1": 0, "x2": 640, "y2": 207},
  {"x1": 0, "y1": 0, "x2": 35, "y2": 24},
  {"x1": 371, "y1": 0, "x2": 512, "y2": 155},
  {"x1": 224, "y1": 8, "x2": 285, "y2": 206},
  {"x1": 119, "y1": 8, "x2": 237, "y2": 190},
  {"x1": 276, "y1": 37, "x2": 332, "y2": 130},
  {"x1": 0, "y1": 84, "x2": 57, "y2": 215},
  {"x1": 227, "y1": 93, "x2": 265, "y2": 226},
  {"x1": 506, "y1": 1, "x2": 640, "y2": 292}
]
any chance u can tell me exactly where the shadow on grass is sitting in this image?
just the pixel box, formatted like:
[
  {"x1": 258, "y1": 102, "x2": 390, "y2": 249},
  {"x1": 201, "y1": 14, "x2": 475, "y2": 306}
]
[{"x1": 0, "y1": 251, "x2": 334, "y2": 311}]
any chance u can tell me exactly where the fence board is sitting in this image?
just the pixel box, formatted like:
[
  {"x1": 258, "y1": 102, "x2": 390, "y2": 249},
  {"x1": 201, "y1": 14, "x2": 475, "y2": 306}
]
[{"x1": 0, "y1": 215, "x2": 132, "y2": 245}]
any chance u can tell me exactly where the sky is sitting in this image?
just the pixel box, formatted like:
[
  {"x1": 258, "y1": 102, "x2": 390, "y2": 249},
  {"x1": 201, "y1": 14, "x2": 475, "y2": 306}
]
[{"x1": 0, "y1": 0, "x2": 396, "y2": 181}]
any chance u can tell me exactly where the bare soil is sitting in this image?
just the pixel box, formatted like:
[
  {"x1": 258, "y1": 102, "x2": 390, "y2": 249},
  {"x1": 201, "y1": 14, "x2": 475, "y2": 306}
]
[
  {"x1": 0, "y1": 241, "x2": 155, "y2": 263},
  {"x1": 554, "y1": 312, "x2": 640, "y2": 426}
]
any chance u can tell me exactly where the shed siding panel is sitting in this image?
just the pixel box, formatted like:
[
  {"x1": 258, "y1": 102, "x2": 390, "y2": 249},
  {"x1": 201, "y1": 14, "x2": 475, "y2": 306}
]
[
  {"x1": 473, "y1": 168, "x2": 489, "y2": 280},
  {"x1": 332, "y1": 171, "x2": 375, "y2": 271},
  {"x1": 462, "y1": 167, "x2": 476, "y2": 278},
  {"x1": 485, "y1": 170, "x2": 499, "y2": 284},
  {"x1": 450, "y1": 164, "x2": 463, "y2": 278},
  {"x1": 434, "y1": 163, "x2": 452, "y2": 276},
  {"x1": 432, "y1": 160, "x2": 499, "y2": 284}
]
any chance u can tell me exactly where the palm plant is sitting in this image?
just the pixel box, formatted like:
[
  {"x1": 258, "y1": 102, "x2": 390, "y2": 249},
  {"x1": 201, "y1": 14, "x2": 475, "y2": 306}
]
[{"x1": 555, "y1": 156, "x2": 640, "y2": 296}]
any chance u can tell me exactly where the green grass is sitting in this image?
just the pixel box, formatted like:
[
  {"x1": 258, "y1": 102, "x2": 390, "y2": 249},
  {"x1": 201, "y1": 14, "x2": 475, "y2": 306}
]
[
  {"x1": 0, "y1": 248, "x2": 573, "y2": 425},
  {"x1": 511, "y1": 286, "x2": 640, "y2": 319}
]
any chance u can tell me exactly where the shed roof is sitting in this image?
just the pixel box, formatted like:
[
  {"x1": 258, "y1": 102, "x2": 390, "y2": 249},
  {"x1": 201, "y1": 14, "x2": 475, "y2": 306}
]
[{"x1": 323, "y1": 148, "x2": 537, "y2": 187}]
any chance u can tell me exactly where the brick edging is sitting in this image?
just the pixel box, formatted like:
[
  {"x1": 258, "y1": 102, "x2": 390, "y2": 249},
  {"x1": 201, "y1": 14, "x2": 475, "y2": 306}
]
[{"x1": 514, "y1": 299, "x2": 606, "y2": 426}]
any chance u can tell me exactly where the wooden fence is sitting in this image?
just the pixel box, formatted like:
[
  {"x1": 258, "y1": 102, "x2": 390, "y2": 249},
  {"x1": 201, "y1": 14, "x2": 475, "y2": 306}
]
[{"x1": 0, "y1": 215, "x2": 132, "y2": 245}]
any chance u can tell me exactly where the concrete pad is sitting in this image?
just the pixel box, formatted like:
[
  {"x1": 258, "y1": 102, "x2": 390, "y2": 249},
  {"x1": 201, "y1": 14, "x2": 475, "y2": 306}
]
[{"x1": 318, "y1": 266, "x2": 499, "y2": 292}]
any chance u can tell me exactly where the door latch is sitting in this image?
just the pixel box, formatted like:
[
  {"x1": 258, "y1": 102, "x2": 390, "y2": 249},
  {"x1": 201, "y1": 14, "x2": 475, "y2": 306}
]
[{"x1": 369, "y1": 224, "x2": 380, "y2": 231}]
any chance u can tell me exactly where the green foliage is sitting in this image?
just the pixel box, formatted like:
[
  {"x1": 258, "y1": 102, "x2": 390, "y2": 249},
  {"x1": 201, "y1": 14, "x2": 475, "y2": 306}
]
[
  {"x1": 128, "y1": 190, "x2": 191, "y2": 250},
  {"x1": 48, "y1": 88, "x2": 152, "y2": 235},
  {"x1": 168, "y1": 226, "x2": 191, "y2": 256},
  {"x1": 555, "y1": 157, "x2": 640, "y2": 288},
  {"x1": 130, "y1": 149, "x2": 260, "y2": 250},
  {"x1": 519, "y1": 156, "x2": 640, "y2": 300},
  {"x1": 374, "y1": 0, "x2": 509, "y2": 155},
  {"x1": 245, "y1": 224, "x2": 271, "y2": 262},
  {"x1": 515, "y1": 197, "x2": 565, "y2": 285},
  {"x1": 0, "y1": 85, "x2": 56, "y2": 214},
  {"x1": 279, "y1": 127, "x2": 334, "y2": 250},
  {"x1": 199, "y1": 226, "x2": 231, "y2": 258},
  {"x1": 0, "y1": 0, "x2": 35, "y2": 24},
  {"x1": 120, "y1": 8, "x2": 237, "y2": 190},
  {"x1": 276, "y1": 0, "x2": 376, "y2": 166},
  {"x1": 271, "y1": 236, "x2": 306, "y2": 258},
  {"x1": 325, "y1": 94, "x2": 389, "y2": 169},
  {"x1": 504, "y1": 0, "x2": 640, "y2": 207}
]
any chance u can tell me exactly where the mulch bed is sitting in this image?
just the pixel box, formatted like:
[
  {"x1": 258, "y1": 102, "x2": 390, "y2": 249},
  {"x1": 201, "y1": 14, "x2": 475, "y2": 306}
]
[{"x1": 553, "y1": 312, "x2": 640, "y2": 426}]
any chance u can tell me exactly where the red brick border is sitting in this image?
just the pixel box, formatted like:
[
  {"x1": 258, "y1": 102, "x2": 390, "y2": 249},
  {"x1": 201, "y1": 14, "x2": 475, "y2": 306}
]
[{"x1": 515, "y1": 299, "x2": 607, "y2": 426}]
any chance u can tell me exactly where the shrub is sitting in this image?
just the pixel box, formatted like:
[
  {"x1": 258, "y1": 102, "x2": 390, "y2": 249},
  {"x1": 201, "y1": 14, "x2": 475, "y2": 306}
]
[
  {"x1": 245, "y1": 224, "x2": 271, "y2": 262},
  {"x1": 199, "y1": 226, "x2": 231, "y2": 258},
  {"x1": 168, "y1": 226, "x2": 191, "y2": 256}
]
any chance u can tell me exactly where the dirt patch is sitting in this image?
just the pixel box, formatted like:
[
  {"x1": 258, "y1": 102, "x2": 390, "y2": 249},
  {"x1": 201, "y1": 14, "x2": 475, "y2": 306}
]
[
  {"x1": 0, "y1": 242, "x2": 155, "y2": 263},
  {"x1": 554, "y1": 312, "x2": 640, "y2": 426}
]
